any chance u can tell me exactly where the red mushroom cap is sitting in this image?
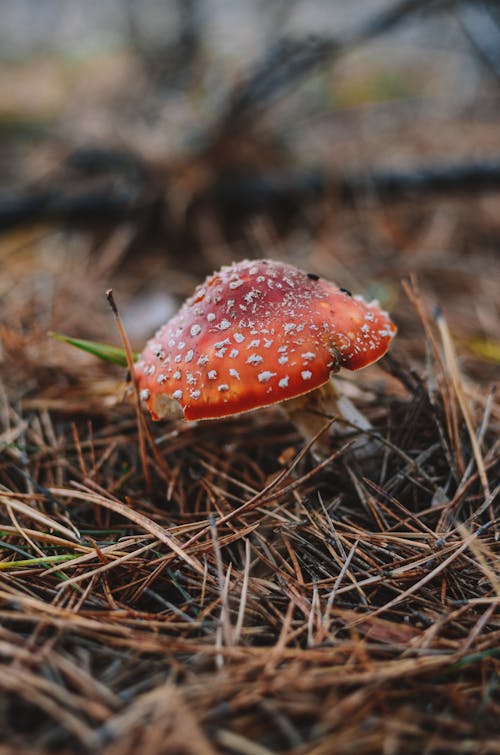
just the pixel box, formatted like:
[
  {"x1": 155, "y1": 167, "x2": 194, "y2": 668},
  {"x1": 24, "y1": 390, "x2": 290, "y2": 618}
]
[{"x1": 135, "y1": 259, "x2": 397, "y2": 421}]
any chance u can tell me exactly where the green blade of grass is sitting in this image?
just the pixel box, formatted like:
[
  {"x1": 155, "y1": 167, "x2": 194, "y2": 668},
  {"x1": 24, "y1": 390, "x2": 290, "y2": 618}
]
[
  {"x1": 449, "y1": 647, "x2": 500, "y2": 670},
  {"x1": 49, "y1": 332, "x2": 137, "y2": 367},
  {"x1": 464, "y1": 337, "x2": 500, "y2": 363},
  {"x1": 0, "y1": 554, "x2": 78, "y2": 570}
]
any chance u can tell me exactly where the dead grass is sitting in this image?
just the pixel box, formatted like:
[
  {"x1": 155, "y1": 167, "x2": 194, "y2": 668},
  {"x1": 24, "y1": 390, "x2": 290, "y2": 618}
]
[{"x1": 0, "y1": 213, "x2": 498, "y2": 754}]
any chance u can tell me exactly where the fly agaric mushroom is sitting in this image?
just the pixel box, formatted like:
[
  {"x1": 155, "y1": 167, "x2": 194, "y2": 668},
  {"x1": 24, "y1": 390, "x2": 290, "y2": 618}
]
[{"x1": 135, "y1": 259, "x2": 396, "y2": 453}]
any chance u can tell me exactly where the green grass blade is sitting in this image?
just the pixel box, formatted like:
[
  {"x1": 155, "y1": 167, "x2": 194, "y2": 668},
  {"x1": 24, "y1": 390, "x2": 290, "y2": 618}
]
[
  {"x1": 0, "y1": 554, "x2": 78, "y2": 570},
  {"x1": 49, "y1": 332, "x2": 138, "y2": 367}
]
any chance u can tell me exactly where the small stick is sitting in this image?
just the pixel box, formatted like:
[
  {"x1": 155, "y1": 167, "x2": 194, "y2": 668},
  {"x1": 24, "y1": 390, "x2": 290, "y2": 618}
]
[{"x1": 106, "y1": 289, "x2": 151, "y2": 491}]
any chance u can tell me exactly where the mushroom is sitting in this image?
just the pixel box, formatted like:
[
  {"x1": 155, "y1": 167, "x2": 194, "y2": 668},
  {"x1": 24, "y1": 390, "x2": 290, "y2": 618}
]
[{"x1": 135, "y1": 259, "x2": 396, "y2": 455}]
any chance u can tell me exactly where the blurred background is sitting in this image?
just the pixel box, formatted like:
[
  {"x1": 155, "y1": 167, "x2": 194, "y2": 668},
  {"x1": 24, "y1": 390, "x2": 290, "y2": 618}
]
[{"x1": 1, "y1": 0, "x2": 499, "y2": 388}]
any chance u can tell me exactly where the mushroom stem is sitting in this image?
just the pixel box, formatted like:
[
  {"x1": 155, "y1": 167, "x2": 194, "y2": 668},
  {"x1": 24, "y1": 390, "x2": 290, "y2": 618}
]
[{"x1": 283, "y1": 376, "x2": 375, "y2": 460}]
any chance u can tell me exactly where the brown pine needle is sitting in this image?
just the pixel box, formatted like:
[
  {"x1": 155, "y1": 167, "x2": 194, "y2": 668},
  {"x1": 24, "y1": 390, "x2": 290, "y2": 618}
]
[{"x1": 436, "y1": 308, "x2": 491, "y2": 499}]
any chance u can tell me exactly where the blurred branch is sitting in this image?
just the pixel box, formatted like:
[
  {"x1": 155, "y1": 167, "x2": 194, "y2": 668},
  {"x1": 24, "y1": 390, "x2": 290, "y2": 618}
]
[
  {"x1": 216, "y1": 0, "x2": 464, "y2": 136},
  {"x1": 2, "y1": 158, "x2": 500, "y2": 233},
  {"x1": 0, "y1": 148, "x2": 148, "y2": 231},
  {"x1": 211, "y1": 159, "x2": 500, "y2": 210},
  {"x1": 483, "y1": 0, "x2": 500, "y2": 30},
  {"x1": 453, "y1": 4, "x2": 500, "y2": 83},
  {"x1": 0, "y1": 189, "x2": 143, "y2": 232},
  {"x1": 351, "y1": 0, "x2": 457, "y2": 42}
]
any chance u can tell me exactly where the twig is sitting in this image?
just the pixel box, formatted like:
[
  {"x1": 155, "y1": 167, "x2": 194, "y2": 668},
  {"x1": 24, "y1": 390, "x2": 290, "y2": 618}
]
[{"x1": 106, "y1": 289, "x2": 151, "y2": 491}]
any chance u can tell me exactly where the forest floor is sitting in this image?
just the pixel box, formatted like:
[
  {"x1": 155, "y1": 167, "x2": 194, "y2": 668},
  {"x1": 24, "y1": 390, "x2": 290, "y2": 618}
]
[{"x1": 0, "y1": 5, "x2": 499, "y2": 752}]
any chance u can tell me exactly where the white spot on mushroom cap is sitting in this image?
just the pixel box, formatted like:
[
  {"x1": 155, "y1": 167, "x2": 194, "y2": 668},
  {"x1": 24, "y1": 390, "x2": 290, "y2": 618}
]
[
  {"x1": 258, "y1": 371, "x2": 276, "y2": 383},
  {"x1": 234, "y1": 333, "x2": 245, "y2": 343},
  {"x1": 246, "y1": 354, "x2": 264, "y2": 365},
  {"x1": 278, "y1": 355, "x2": 288, "y2": 365},
  {"x1": 140, "y1": 389, "x2": 151, "y2": 401},
  {"x1": 207, "y1": 313, "x2": 216, "y2": 322},
  {"x1": 218, "y1": 384, "x2": 230, "y2": 392},
  {"x1": 185, "y1": 349, "x2": 194, "y2": 362},
  {"x1": 244, "y1": 290, "x2": 259, "y2": 304},
  {"x1": 172, "y1": 389, "x2": 183, "y2": 400},
  {"x1": 190, "y1": 390, "x2": 201, "y2": 399},
  {"x1": 229, "y1": 368, "x2": 240, "y2": 380},
  {"x1": 190, "y1": 324, "x2": 202, "y2": 336},
  {"x1": 279, "y1": 376, "x2": 289, "y2": 388},
  {"x1": 301, "y1": 370, "x2": 313, "y2": 380},
  {"x1": 208, "y1": 370, "x2": 217, "y2": 380},
  {"x1": 229, "y1": 348, "x2": 239, "y2": 358},
  {"x1": 218, "y1": 319, "x2": 231, "y2": 330}
]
